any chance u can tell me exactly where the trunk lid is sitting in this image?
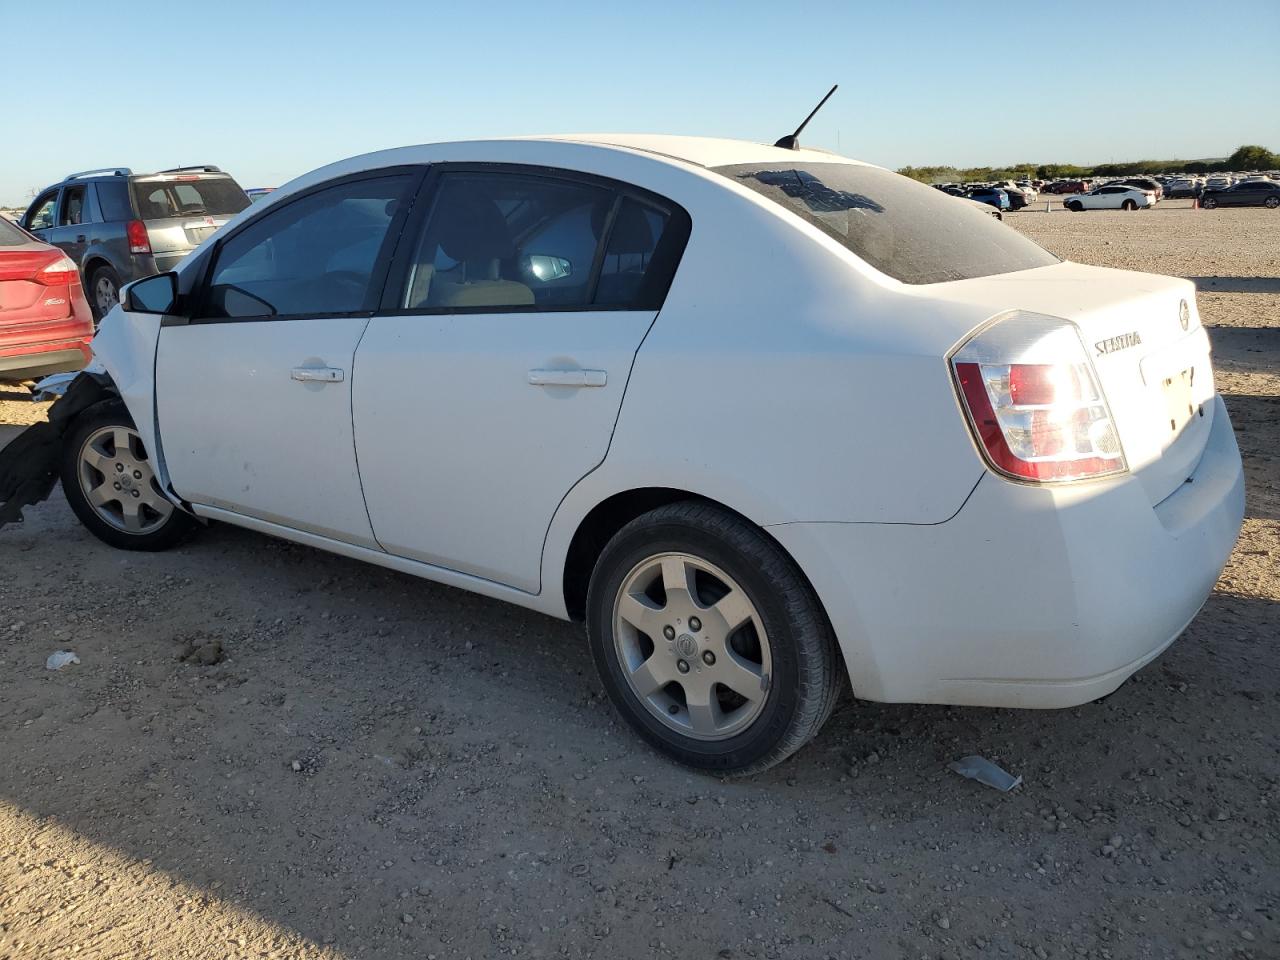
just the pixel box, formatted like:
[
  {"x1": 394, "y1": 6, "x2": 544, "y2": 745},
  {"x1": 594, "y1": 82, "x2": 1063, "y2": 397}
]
[{"x1": 937, "y1": 261, "x2": 1215, "y2": 506}]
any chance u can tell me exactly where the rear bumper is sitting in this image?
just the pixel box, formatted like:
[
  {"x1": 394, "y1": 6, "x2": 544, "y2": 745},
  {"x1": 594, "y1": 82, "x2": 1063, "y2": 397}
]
[
  {"x1": 769, "y1": 394, "x2": 1245, "y2": 708},
  {"x1": 0, "y1": 341, "x2": 92, "y2": 382}
]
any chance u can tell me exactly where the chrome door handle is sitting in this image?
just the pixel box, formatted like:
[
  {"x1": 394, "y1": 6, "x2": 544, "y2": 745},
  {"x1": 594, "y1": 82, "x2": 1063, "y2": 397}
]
[
  {"x1": 291, "y1": 366, "x2": 345, "y2": 383},
  {"x1": 528, "y1": 369, "x2": 607, "y2": 388}
]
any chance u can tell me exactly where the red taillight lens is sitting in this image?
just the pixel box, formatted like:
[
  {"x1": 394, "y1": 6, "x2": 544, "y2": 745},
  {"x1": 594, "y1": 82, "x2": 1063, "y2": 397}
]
[
  {"x1": 952, "y1": 313, "x2": 1127, "y2": 483},
  {"x1": 126, "y1": 220, "x2": 151, "y2": 254},
  {"x1": 35, "y1": 255, "x2": 80, "y2": 286}
]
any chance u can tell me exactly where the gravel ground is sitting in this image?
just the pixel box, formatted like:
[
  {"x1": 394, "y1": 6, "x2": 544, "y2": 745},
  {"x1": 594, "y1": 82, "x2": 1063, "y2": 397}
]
[{"x1": 0, "y1": 204, "x2": 1276, "y2": 960}]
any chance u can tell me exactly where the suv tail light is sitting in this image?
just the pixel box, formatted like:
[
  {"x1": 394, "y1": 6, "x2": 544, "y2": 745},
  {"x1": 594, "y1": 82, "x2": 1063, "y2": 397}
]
[
  {"x1": 35, "y1": 256, "x2": 80, "y2": 286},
  {"x1": 126, "y1": 219, "x2": 151, "y2": 254},
  {"x1": 951, "y1": 312, "x2": 1127, "y2": 482}
]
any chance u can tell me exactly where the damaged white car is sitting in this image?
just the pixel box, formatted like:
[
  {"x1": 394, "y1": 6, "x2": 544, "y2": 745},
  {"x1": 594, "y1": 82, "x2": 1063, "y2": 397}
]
[{"x1": 0, "y1": 135, "x2": 1245, "y2": 774}]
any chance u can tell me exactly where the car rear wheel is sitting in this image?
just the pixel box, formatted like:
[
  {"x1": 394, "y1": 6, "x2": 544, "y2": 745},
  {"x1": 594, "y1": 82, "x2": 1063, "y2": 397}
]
[
  {"x1": 88, "y1": 265, "x2": 121, "y2": 322},
  {"x1": 1121, "y1": 199, "x2": 1137, "y2": 211},
  {"x1": 586, "y1": 501, "x2": 841, "y2": 775},
  {"x1": 1266, "y1": 196, "x2": 1279, "y2": 209},
  {"x1": 1201, "y1": 197, "x2": 1218, "y2": 209},
  {"x1": 60, "y1": 401, "x2": 198, "y2": 551}
]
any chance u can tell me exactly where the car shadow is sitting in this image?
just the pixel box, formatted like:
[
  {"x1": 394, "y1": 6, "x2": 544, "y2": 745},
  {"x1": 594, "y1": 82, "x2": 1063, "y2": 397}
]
[
  {"x1": 1191, "y1": 276, "x2": 1280, "y2": 295},
  {"x1": 1, "y1": 500, "x2": 1277, "y2": 957},
  {"x1": 1207, "y1": 326, "x2": 1280, "y2": 379}
]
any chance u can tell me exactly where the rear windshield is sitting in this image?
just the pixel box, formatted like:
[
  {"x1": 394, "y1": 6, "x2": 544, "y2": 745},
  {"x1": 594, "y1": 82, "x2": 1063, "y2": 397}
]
[
  {"x1": 131, "y1": 176, "x2": 250, "y2": 220},
  {"x1": 0, "y1": 217, "x2": 29, "y2": 246},
  {"x1": 715, "y1": 162, "x2": 1059, "y2": 284}
]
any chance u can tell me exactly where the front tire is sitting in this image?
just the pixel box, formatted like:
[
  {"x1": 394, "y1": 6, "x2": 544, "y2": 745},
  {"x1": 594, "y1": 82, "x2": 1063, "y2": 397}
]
[
  {"x1": 586, "y1": 502, "x2": 841, "y2": 775},
  {"x1": 1201, "y1": 197, "x2": 1218, "y2": 209},
  {"x1": 1067, "y1": 200, "x2": 1083, "y2": 212},
  {"x1": 60, "y1": 402, "x2": 197, "y2": 551}
]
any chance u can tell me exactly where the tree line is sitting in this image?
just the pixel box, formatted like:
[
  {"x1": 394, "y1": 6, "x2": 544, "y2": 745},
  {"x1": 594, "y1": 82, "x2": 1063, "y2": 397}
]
[{"x1": 897, "y1": 145, "x2": 1278, "y2": 184}]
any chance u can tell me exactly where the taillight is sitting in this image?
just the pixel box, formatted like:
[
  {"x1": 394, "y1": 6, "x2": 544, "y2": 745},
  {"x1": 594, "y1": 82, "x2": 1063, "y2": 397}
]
[
  {"x1": 126, "y1": 219, "x2": 151, "y2": 254},
  {"x1": 951, "y1": 312, "x2": 1127, "y2": 483},
  {"x1": 35, "y1": 256, "x2": 80, "y2": 287}
]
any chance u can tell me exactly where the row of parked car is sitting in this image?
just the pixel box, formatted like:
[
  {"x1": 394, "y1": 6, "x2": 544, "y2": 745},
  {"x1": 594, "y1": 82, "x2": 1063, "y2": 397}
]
[
  {"x1": 1, "y1": 165, "x2": 275, "y2": 386},
  {"x1": 938, "y1": 172, "x2": 1280, "y2": 212}
]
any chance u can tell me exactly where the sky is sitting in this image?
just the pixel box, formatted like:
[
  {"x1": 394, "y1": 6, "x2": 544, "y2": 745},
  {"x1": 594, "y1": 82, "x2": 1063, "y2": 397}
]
[{"x1": 3, "y1": 0, "x2": 1278, "y2": 206}]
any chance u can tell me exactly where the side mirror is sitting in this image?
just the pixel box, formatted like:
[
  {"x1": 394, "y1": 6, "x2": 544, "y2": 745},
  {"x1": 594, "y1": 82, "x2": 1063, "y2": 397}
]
[
  {"x1": 123, "y1": 272, "x2": 179, "y2": 315},
  {"x1": 524, "y1": 254, "x2": 572, "y2": 282}
]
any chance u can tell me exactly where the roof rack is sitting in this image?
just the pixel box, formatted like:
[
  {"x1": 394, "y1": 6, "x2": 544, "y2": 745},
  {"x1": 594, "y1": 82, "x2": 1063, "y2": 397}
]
[
  {"x1": 64, "y1": 167, "x2": 132, "y2": 180},
  {"x1": 157, "y1": 165, "x2": 222, "y2": 174}
]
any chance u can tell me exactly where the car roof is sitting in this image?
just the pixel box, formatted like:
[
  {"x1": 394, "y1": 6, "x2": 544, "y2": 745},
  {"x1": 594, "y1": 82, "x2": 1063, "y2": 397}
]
[{"x1": 517, "y1": 134, "x2": 859, "y2": 169}]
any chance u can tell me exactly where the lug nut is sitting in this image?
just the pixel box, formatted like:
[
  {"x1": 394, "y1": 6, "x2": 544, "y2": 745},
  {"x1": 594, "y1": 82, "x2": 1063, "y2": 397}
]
[
  {"x1": 115, "y1": 463, "x2": 124, "y2": 472},
  {"x1": 113, "y1": 482, "x2": 121, "y2": 490},
  {"x1": 131, "y1": 490, "x2": 140, "y2": 498},
  {"x1": 133, "y1": 470, "x2": 142, "y2": 479},
  {"x1": 676, "y1": 659, "x2": 690, "y2": 674},
  {"x1": 702, "y1": 650, "x2": 716, "y2": 666},
  {"x1": 663, "y1": 625, "x2": 675, "y2": 640},
  {"x1": 689, "y1": 616, "x2": 702, "y2": 632}
]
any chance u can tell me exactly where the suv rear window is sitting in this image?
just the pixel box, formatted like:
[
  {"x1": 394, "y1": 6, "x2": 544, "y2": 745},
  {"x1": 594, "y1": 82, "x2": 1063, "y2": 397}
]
[
  {"x1": 131, "y1": 177, "x2": 249, "y2": 220},
  {"x1": 715, "y1": 162, "x2": 1058, "y2": 285}
]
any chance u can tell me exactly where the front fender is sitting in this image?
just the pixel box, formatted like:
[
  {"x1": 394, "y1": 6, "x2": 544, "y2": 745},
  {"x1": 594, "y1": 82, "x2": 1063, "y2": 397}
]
[{"x1": 88, "y1": 302, "x2": 169, "y2": 489}]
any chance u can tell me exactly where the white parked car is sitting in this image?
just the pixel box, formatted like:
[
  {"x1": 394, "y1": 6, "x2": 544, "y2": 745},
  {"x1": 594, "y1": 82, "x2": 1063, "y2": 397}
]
[
  {"x1": 0, "y1": 135, "x2": 1244, "y2": 774},
  {"x1": 1064, "y1": 184, "x2": 1157, "y2": 211}
]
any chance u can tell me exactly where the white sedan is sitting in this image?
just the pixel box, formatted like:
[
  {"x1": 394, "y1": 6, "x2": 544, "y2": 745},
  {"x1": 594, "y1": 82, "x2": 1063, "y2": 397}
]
[
  {"x1": 1065, "y1": 184, "x2": 1157, "y2": 211},
  {"x1": 0, "y1": 135, "x2": 1244, "y2": 774}
]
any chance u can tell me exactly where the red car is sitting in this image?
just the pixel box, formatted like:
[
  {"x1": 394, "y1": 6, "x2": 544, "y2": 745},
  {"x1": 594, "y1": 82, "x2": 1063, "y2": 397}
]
[{"x1": 0, "y1": 217, "x2": 94, "y2": 383}]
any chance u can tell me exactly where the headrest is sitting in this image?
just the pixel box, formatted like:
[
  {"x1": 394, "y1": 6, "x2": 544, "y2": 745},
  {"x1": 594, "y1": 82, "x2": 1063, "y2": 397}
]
[{"x1": 434, "y1": 187, "x2": 515, "y2": 262}]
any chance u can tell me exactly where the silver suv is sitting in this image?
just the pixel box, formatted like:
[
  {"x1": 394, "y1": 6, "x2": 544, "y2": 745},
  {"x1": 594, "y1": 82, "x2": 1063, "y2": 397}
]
[{"x1": 22, "y1": 166, "x2": 249, "y2": 320}]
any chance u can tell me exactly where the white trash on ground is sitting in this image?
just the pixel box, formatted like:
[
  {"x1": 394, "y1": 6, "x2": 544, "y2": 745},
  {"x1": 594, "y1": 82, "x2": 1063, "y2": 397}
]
[
  {"x1": 948, "y1": 755, "x2": 1023, "y2": 792},
  {"x1": 45, "y1": 651, "x2": 80, "y2": 671}
]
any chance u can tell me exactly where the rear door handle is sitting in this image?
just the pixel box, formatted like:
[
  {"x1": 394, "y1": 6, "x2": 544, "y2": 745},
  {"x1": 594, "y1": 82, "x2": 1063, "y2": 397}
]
[
  {"x1": 528, "y1": 369, "x2": 607, "y2": 388},
  {"x1": 291, "y1": 366, "x2": 345, "y2": 383}
]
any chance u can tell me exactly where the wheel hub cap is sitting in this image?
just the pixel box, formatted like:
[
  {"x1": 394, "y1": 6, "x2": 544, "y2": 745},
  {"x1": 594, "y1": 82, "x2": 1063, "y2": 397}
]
[
  {"x1": 77, "y1": 425, "x2": 174, "y2": 534},
  {"x1": 612, "y1": 552, "x2": 772, "y2": 741}
]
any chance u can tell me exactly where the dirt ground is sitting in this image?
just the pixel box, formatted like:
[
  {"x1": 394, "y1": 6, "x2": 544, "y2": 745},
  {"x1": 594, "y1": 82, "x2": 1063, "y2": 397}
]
[{"x1": 0, "y1": 202, "x2": 1276, "y2": 960}]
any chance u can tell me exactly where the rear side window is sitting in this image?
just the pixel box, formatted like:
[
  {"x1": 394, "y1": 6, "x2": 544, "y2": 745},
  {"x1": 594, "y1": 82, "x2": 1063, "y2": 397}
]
[
  {"x1": 405, "y1": 172, "x2": 613, "y2": 310},
  {"x1": 715, "y1": 162, "x2": 1058, "y2": 285},
  {"x1": 202, "y1": 174, "x2": 413, "y2": 319},
  {"x1": 95, "y1": 180, "x2": 134, "y2": 221},
  {"x1": 402, "y1": 170, "x2": 686, "y2": 312},
  {"x1": 132, "y1": 177, "x2": 250, "y2": 220}
]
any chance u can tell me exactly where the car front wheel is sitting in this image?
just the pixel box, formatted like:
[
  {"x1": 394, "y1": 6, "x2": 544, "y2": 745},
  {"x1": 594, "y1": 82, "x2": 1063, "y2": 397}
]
[
  {"x1": 586, "y1": 502, "x2": 841, "y2": 775},
  {"x1": 1201, "y1": 197, "x2": 1218, "y2": 209},
  {"x1": 60, "y1": 401, "x2": 198, "y2": 551},
  {"x1": 1067, "y1": 201, "x2": 1083, "y2": 212}
]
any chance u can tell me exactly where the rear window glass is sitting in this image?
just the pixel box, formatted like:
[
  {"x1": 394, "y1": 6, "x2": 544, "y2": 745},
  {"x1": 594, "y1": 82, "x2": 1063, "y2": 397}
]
[
  {"x1": 0, "y1": 217, "x2": 29, "y2": 246},
  {"x1": 131, "y1": 177, "x2": 249, "y2": 220},
  {"x1": 715, "y1": 162, "x2": 1059, "y2": 285}
]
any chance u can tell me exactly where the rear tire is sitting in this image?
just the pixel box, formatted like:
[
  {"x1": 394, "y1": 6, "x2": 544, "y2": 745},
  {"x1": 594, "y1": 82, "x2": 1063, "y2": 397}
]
[
  {"x1": 88, "y1": 265, "x2": 121, "y2": 323},
  {"x1": 1266, "y1": 196, "x2": 1279, "y2": 209},
  {"x1": 60, "y1": 401, "x2": 197, "y2": 551},
  {"x1": 1121, "y1": 199, "x2": 1137, "y2": 211},
  {"x1": 586, "y1": 501, "x2": 842, "y2": 775}
]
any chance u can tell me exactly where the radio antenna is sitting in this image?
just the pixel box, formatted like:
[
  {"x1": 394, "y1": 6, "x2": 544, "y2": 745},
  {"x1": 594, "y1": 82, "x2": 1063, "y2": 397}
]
[{"x1": 774, "y1": 84, "x2": 838, "y2": 151}]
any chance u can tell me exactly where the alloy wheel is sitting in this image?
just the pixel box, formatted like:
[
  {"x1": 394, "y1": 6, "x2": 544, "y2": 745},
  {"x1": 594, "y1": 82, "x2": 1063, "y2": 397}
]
[
  {"x1": 612, "y1": 552, "x2": 772, "y2": 741},
  {"x1": 77, "y1": 425, "x2": 174, "y2": 533}
]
